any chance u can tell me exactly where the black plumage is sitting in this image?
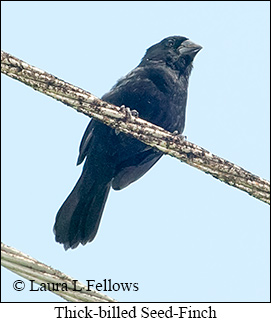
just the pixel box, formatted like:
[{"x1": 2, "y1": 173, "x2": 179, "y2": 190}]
[{"x1": 53, "y1": 36, "x2": 202, "y2": 249}]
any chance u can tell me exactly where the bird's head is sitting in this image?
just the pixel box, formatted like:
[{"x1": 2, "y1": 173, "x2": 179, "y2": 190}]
[{"x1": 140, "y1": 36, "x2": 202, "y2": 74}]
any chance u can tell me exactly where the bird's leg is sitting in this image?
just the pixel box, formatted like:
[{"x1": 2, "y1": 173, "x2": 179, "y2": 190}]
[
  {"x1": 115, "y1": 105, "x2": 139, "y2": 135},
  {"x1": 131, "y1": 109, "x2": 139, "y2": 117},
  {"x1": 172, "y1": 130, "x2": 187, "y2": 141},
  {"x1": 120, "y1": 105, "x2": 139, "y2": 120}
]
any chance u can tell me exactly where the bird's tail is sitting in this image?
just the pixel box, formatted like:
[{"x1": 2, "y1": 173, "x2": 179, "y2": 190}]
[{"x1": 53, "y1": 166, "x2": 111, "y2": 250}]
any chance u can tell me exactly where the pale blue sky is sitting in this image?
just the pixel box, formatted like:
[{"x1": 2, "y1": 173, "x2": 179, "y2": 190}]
[{"x1": 1, "y1": 1, "x2": 270, "y2": 302}]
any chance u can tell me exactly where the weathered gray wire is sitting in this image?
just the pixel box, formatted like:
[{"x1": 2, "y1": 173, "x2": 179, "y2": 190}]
[{"x1": 1, "y1": 243, "x2": 116, "y2": 302}]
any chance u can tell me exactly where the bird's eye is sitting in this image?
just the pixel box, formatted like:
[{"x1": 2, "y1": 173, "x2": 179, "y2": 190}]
[{"x1": 167, "y1": 39, "x2": 175, "y2": 47}]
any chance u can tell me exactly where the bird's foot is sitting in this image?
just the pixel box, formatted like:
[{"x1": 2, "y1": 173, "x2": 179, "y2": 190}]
[
  {"x1": 131, "y1": 109, "x2": 139, "y2": 117},
  {"x1": 172, "y1": 130, "x2": 187, "y2": 141},
  {"x1": 120, "y1": 105, "x2": 139, "y2": 120}
]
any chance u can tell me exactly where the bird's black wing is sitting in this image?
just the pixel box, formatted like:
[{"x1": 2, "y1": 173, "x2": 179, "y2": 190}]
[{"x1": 76, "y1": 65, "x2": 177, "y2": 191}]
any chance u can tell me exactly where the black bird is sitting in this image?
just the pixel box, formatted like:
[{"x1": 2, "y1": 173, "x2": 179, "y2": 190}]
[{"x1": 54, "y1": 36, "x2": 202, "y2": 249}]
